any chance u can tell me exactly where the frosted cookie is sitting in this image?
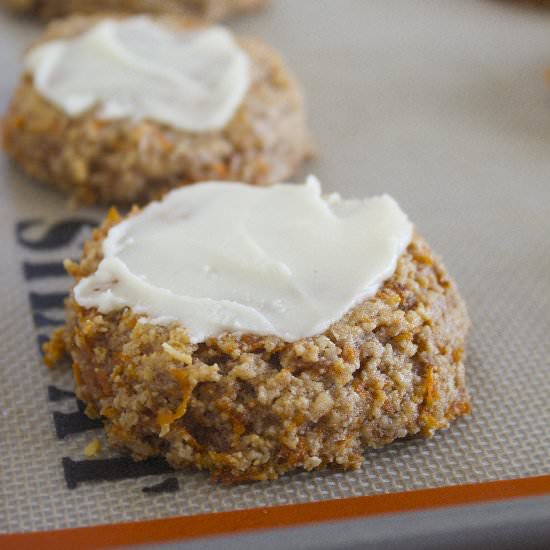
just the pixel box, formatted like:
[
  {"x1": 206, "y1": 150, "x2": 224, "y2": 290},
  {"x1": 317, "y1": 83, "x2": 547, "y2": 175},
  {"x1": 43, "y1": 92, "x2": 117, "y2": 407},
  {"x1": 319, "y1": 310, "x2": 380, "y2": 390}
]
[
  {"x1": 2, "y1": 15, "x2": 309, "y2": 205},
  {"x1": 0, "y1": 0, "x2": 268, "y2": 21},
  {"x1": 45, "y1": 177, "x2": 471, "y2": 482}
]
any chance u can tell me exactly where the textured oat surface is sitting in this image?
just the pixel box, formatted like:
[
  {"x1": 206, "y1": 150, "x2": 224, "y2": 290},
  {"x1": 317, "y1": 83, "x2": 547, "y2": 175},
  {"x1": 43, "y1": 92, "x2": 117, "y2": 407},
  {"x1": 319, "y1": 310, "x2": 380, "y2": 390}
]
[
  {"x1": 2, "y1": 14, "x2": 309, "y2": 205},
  {"x1": 1, "y1": 0, "x2": 549, "y2": 534}
]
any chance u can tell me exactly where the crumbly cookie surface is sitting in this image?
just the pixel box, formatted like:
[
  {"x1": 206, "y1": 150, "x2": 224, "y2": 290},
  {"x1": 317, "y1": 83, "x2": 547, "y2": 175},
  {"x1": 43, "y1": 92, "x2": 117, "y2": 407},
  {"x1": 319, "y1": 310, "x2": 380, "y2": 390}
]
[
  {"x1": 0, "y1": 0, "x2": 268, "y2": 20},
  {"x1": 2, "y1": 15, "x2": 309, "y2": 205},
  {"x1": 46, "y1": 211, "x2": 471, "y2": 482}
]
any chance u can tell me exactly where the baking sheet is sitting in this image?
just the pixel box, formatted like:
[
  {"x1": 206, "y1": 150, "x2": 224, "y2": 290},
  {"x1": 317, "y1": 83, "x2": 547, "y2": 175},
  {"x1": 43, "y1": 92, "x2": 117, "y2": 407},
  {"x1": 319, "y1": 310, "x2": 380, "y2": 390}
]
[{"x1": 1, "y1": 0, "x2": 549, "y2": 534}]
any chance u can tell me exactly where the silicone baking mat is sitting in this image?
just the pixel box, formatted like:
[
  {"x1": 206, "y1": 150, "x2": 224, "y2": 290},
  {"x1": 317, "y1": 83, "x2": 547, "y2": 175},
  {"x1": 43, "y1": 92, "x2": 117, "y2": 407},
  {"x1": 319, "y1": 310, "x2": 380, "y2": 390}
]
[{"x1": 1, "y1": 0, "x2": 549, "y2": 542}]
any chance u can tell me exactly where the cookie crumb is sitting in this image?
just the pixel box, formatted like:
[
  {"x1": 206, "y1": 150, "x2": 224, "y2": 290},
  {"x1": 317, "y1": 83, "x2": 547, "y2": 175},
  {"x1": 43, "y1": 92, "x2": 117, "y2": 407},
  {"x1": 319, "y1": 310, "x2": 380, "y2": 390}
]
[{"x1": 84, "y1": 438, "x2": 101, "y2": 457}]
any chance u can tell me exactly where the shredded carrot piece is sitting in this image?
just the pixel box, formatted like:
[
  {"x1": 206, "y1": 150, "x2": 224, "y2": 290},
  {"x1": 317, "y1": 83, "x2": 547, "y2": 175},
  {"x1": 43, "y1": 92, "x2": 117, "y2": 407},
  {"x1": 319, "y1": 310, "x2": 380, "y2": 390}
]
[
  {"x1": 43, "y1": 328, "x2": 66, "y2": 368},
  {"x1": 72, "y1": 362, "x2": 82, "y2": 385},
  {"x1": 157, "y1": 368, "x2": 193, "y2": 436},
  {"x1": 106, "y1": 207, "x2": 121, "y2": 224}
]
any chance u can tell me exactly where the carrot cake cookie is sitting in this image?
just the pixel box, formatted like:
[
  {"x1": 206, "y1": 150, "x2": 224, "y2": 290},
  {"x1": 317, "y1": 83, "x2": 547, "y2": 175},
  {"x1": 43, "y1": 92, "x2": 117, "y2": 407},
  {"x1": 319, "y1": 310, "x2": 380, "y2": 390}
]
[
  {"x1": 46, "y1": 177, "x2": 471, "y2": 482},
  {"x1": 0, "y1": 0, "x2": 268, "y2": 21},
  {"x1": 2, "y1": 14, "x2": 309, "y2": 204}
]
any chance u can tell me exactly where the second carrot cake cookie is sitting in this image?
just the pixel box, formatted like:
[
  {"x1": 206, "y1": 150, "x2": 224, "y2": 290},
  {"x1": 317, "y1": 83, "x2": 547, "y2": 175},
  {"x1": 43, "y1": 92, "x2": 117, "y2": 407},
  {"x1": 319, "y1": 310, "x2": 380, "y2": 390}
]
[
  {"x1": 0, "y1": 0, "x2": 268, "y2": 21},
  {"x1": 2, "y1": 14, "x2": 309, "y2": 204}
]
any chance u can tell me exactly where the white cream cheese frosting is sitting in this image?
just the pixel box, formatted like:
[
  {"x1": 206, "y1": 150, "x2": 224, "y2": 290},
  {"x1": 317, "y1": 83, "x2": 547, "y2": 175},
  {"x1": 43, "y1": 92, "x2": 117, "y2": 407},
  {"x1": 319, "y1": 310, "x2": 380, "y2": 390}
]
[
  {"x1": 74, "y1": 177, "x2": 413, "y2": 343},
  {"x1": 25, "y1": 16, "x2": 251, "y2": 132}
]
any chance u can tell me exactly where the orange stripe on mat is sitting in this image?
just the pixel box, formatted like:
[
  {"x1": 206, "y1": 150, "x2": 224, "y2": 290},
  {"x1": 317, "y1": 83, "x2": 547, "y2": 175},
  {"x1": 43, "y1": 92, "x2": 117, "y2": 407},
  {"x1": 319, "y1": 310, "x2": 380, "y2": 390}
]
[{"x1": 3, "y1": 475, "x2": 550, "y2": 550}]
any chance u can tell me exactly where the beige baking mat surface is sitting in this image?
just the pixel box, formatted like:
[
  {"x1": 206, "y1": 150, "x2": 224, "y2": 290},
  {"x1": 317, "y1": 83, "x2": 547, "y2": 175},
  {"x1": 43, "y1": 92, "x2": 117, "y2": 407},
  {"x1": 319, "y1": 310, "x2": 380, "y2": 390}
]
[{"x1": 1, "y1": 0, "x2": 549, "y2": 534}]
